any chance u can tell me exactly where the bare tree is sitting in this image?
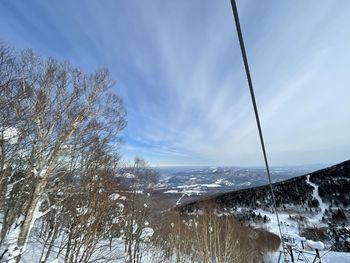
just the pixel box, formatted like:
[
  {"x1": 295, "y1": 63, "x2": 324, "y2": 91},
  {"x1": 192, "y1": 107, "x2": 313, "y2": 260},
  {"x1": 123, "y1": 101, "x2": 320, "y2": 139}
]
[
  {"x1": 153, "y1": 202, "x2": 280, "y2": 263},
  {"x1": 0, "y1": 44, "x2": 126, "y2": 262},
  {"x1": 122, "y1": 158, "x2": 158, "y2": 263}
]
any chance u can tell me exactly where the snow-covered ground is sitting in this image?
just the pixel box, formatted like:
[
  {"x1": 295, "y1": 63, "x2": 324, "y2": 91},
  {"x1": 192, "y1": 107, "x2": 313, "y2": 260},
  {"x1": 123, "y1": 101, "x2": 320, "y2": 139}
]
[
  {"x1": 254, "y1": 209, "x2": 299, "y2": 237},
  {"x1": 4, "y1": 208, "x2": 350, "y2": 263},
  {"x1": 266, "y1": 250, "x2": 350, "y2": 262},
  {"x1": 250, "y1": 175, "x2": 331, "y2": 239},
  {"x1": 231, "y1": 174, "x2": 350, "y2": 262},
  {"x1": 256, "y1": 209, "x2": 350, "y2": 262},
  {"x1": 248, "y1": 188, "x2": 350, "y2": 262},
  {"x1": 21, "y1": 237, "x2": 161, "y2": 263},
  {"x1": 251, "y1": 209, "x2": 329, "y2": 262},
  {"x1": 18, "y1": 235, "x2": 350, "y2": 263}
]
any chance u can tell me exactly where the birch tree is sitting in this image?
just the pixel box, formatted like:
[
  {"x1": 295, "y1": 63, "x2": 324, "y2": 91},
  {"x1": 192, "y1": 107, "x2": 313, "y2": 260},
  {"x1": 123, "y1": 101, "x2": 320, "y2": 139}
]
[{"x1": 0, "y1": 44, "x2": 126, "y2": 262}]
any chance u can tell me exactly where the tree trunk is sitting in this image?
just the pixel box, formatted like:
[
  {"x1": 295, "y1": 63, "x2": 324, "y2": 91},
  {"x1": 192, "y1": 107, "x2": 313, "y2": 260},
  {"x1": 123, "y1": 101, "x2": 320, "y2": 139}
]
[{"x1": 12, "y1": 177, "x2": 48, "y2": 263}]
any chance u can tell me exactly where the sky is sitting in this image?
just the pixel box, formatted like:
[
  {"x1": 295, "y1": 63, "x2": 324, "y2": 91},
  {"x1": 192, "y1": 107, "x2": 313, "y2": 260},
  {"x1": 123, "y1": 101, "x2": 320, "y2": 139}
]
[{"x1": 0, "y1": 0, "x2": 349, "y2": 167}]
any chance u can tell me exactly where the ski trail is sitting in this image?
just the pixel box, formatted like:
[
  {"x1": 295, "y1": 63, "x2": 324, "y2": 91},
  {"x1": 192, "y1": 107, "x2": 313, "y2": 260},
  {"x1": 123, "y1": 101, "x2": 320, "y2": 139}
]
[
  {"x1": 176, "y1": 192, "x2": 186, "y2": 206},
  {"x1": 306, "y1": 174, "x2": 328, "y2": 221}
]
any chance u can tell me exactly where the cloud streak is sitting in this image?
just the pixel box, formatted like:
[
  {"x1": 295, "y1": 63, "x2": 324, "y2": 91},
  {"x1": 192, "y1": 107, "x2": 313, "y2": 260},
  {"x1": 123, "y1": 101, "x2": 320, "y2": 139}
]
[{"x1": 1, "y1": 0, "x2": 349, "y2": 166}]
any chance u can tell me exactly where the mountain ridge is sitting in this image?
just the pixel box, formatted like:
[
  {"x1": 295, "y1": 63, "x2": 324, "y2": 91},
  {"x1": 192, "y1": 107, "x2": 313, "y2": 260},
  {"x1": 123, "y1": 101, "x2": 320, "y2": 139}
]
[
  {"x1": 179, "y1": 159, "x2": 350, "y2": 252},
  {"x1": 180, "y1": 159, "x2": 350, "y2": 211}
]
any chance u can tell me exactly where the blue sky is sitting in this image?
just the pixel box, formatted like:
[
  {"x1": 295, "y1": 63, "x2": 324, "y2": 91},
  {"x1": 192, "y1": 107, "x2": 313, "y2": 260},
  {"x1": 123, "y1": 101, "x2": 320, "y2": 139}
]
[{"x1": 1, "y1": 0, "x2": 349, "y2": 166}]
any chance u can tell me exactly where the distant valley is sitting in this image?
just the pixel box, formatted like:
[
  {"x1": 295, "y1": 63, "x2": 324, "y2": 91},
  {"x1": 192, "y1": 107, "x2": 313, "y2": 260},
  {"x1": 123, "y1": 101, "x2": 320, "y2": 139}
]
[{"x1": 152, "y1": 164, "x2": 328, "y2": 207}]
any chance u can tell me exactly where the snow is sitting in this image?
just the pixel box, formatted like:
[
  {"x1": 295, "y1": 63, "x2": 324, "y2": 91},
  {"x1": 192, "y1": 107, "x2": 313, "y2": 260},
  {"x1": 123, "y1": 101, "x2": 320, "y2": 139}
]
[
  {"x1": 215, "y1": 178, "x2": 235, "y2": 186},
  {"x1": 165, "y1": 183, "x2": 224, "y2": 200},
  {"x1": 306, "y1": 240, "x2": 325, "y2": 250},
  {"x1": 141, "y1": 227, "x2": 154, "y2": 241},
  {"x1": 164, "y1": 190, "x2": 179, "y2": 194},
  {"x1": 248, "y1": 175, "x2": 330, "y2": 244},
  {"x1": 1, "y1": 214, "x2": 25, "y2": 262},
  {"x1": 176, "y1": 193, "x2": 186, "y2": 205},
  {"x1": 248, "y1": 199, "x2": 350, "y2": 262},
  {"x1": 76, "y1": 207, "x2": 88, "y2": 215},
  {"x1": 176, "y1": 183, "x2": 221, "y2": 189},
  {"x1": 117, "y1": 203, "x2": 124, "y2": 211},
  {"x1": 2, "y1": 127, "x2": 19, "y2": 144},
  {"x1": 21, "y1": 240, "x2": 64, "y2": 263},
  {"x1": 109, "y1": 193, "x2": 120, "y2": 200},
  {"x1": 38, "y1": 167, "x2": 48, "y2": 178},
  {"x1": 20, "y1": 232, "x2": 350, "y2": 263},
  {"x1": 267, "y1": 251, "x2": 350, "y2": 263},
  {"x1": 237, "y1": 181, "x2": 251, "y2": 187},
  {"x1": 254, "y1": 209, "x2": 298, "y2": 237},
  {"x1": 165, "y1": 188, "x2": 204, "y2": 195},
  {"x1": 305, "y1": 174, "x2": 328, "y2": 222},
  {"x1": 2, "y1": 213, "x2": 349, "y2": 263},
  {"x1": 176, "y1": 185, "x2": 198, "y2": 189},
  {"x1": 294, "y1": 236, "x2": 306, "y2": 242},
  {"x1": 200, "y1": 184, "x2": 221, "y2": 188},
  {"x1": 124, "y1": 173, "x2": 135, "y2": 178}
]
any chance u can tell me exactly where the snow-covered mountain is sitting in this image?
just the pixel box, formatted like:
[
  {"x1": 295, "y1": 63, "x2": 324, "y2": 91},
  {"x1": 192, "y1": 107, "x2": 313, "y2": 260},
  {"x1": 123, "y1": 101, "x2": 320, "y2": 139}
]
[
  {"x1": 155, "y1": 165, "x2": 324, "y2": 194},
  {"x1": 152, "y1": 165, "x2": 327, "y2": 208},
  {"x1": 180, "y1": 160, "x2": 350, "y2": 253}
]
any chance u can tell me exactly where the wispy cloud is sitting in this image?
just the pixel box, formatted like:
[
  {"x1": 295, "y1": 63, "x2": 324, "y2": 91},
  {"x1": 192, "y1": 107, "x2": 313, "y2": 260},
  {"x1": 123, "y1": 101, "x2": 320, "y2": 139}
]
[{"x1": 1, "y1": 0, "x2": 349, "y2": 166}]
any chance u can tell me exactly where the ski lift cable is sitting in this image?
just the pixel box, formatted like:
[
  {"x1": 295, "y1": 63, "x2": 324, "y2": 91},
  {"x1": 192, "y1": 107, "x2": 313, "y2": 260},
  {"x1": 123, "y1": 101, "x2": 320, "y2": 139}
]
[{"x1": 229, "y1": 0, "x2": 285, "y2": 247}]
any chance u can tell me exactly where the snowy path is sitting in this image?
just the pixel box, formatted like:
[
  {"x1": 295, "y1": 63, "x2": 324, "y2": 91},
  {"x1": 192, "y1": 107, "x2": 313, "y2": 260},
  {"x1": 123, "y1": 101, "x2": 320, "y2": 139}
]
[
  {"x1": 176, "y1": 192, "x2": 186, "y2": 205},
  {"x1": 305, "y1": 174, "x2": 328, "y2": 222}
]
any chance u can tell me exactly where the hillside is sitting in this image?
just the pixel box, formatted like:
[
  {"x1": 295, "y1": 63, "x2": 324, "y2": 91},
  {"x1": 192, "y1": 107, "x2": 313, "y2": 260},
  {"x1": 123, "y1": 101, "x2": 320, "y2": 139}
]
[{"x1": 180, "y1": 160, "x2": 350, "y2": 252}]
